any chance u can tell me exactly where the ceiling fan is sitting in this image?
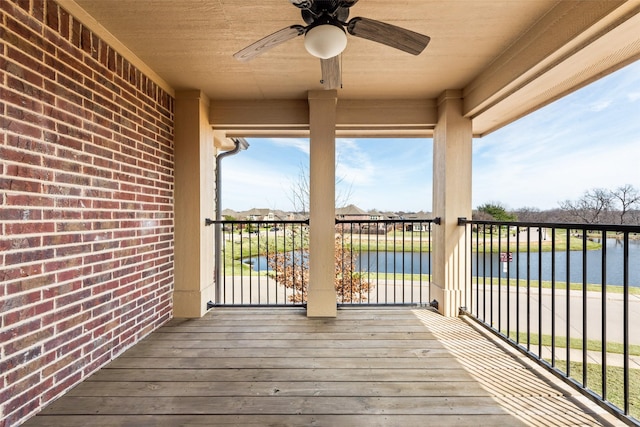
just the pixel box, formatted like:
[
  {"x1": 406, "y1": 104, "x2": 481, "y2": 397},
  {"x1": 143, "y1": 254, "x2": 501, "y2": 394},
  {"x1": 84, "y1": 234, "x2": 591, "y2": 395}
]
[{"x1": 233, "y1": 0, "x2": 431, "y2": 89}]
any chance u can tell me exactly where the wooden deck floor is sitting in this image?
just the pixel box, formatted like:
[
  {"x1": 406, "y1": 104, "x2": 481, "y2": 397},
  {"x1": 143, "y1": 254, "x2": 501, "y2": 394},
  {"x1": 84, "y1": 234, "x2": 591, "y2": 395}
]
[{"x1": 24, "y1": 307, "x2": 623, "y2": 426}]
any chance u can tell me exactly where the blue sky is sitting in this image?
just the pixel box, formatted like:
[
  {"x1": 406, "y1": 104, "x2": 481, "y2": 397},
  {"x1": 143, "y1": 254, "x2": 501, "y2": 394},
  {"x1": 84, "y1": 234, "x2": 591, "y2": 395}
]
[{"x1": 221, "y1": 61, "x2": 640, "y2": 213}]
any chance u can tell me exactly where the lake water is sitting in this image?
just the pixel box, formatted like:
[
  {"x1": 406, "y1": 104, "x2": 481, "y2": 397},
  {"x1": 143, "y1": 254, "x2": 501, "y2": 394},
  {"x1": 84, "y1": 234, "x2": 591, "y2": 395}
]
[{"x1": 246, "y1": 238, "x2": 640, "y2": 287}]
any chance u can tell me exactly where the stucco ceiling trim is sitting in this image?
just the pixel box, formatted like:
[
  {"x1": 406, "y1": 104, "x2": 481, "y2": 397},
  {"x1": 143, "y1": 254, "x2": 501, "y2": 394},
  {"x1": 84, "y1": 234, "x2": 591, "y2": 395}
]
[
  {"x1": 469, "y1": 1, "x2": 640, "y2": 136},
  {"x1": 464, "y1": 1, "x2": 635, "y2": 117},
  {"x1": 211, "y1": 99, "x2": 438, "y2": 138}
]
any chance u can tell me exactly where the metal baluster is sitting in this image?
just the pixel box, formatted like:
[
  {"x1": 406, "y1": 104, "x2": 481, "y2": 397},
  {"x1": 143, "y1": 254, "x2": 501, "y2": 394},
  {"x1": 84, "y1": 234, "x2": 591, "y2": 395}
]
[{"x1": 565, "y1": 228, "x2": 571, "y2": 377}]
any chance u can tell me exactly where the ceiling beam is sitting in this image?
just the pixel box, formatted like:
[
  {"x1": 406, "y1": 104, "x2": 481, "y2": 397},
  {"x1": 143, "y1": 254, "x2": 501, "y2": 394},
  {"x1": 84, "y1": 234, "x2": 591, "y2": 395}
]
[
  {"x1": 210, "y1": 99, "x2": 437, "y2": 138},
  {"x1": 465, "y1": 0, "x2": 640, "y2": 136}
]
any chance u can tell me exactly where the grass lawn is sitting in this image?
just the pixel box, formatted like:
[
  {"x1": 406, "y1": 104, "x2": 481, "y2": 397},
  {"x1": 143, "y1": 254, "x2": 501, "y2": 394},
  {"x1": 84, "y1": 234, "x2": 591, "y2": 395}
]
[
  {"x1": 475, "y1": 276, "x2": 640, "y2": 295},
  {"x1": 553, "y1": 360, "x2": 639, "y2": 420},
  {"x1": 506, "y1": 331, "x2": 640, "y2": 357}
]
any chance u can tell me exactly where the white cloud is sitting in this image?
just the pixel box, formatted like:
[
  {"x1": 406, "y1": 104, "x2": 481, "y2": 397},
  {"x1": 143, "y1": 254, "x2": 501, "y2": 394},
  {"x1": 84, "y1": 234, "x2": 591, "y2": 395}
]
[
  {"x1": 473, "y1": 61, "x2": 640, "y2": 210},
  {"x1": 336, "y1": 139, "x2": 376, "y2": 186},
  {"x1": 269, "y1": 138, "x2": 310, "y2": 154},
  {"x1": 587, "y1": 100, "x2": 612, "y2": 112}
]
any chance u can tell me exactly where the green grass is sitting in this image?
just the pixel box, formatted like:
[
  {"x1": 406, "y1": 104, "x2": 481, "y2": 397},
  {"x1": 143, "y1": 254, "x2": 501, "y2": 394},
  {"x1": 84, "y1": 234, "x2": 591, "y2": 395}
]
[
  {"x1": 475, "y1": 276, "x2": 640, "y2": 295},
  {"x1": 552, "y1": 360, "x2": 639, "y2": 420},
  {"x1": 340, "y1": 229, "x2": 602, "y2": 253},
  {"x1": 505, "y1": 331, "x2": 640, "y2": 357}
]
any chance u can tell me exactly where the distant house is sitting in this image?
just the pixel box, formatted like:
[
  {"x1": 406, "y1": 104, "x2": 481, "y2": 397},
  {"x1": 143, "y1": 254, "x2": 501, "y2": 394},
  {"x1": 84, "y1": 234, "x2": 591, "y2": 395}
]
[
  {"x1": 367, "y1": 210, "x2": 386, "y2": 221},
  {"x1": 403, "y1": 211, "x2": 434, "y2": 232},
  {"x1": 239, "y1": 208, "x2": 290, "y2": 222},
  {"x1": 335, "y1": 204, "x2": 369, "y2": 220},
  {"x1": 335, "y1": 205, "x2": 391, "y2": 234}
]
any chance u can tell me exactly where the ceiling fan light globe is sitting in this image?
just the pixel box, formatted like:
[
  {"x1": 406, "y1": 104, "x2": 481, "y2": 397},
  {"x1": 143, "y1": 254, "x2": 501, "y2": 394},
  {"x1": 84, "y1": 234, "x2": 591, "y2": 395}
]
[{"x1": 304, "y1": 24, "x2": 347, "y2": 59}]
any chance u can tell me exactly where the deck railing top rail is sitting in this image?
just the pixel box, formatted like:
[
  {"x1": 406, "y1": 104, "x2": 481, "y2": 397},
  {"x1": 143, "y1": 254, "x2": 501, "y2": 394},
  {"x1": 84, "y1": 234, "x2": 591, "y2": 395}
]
[{"x1": 458, "y1": 217, "x2": 640, "y2": 233}]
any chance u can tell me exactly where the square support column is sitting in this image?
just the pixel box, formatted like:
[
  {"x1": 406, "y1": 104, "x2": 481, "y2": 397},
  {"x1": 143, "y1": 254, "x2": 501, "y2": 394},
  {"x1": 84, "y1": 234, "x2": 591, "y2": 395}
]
[
  {"x1": 173, "y1": 90, "x2": 216, "y2": 318},
  {"x1": 431, "y1": 90, "x2": 472, "y2": 317},
  {"x1": 307, "y1": 90, "x2": 338, "y2": 317}
]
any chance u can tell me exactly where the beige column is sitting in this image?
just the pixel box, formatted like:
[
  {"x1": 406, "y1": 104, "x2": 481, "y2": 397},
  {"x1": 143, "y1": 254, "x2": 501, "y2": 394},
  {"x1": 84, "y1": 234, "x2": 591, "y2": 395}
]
[
  {"x1": 431, "y1": 90, "x2": 472, "y2": 317},
  {"x1": 307, "y1": 90, "x2": 338, "y2": 317},
  {"x1": 173, "y1": 90, "x2": 216, "y2": 318}
]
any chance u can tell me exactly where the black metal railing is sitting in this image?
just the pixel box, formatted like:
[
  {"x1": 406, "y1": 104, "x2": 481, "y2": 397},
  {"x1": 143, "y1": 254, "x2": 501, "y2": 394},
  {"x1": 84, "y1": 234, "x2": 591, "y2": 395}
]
[
  {"x1": 458, "y1": 218, "x2": 640, "y2": 425},
  {"x1": 213, "y1": 219, "x2": 309, "y2": 306},
  {"x1": 212, "y1": 218, "x2": 436, "y2": 307},
  {"x1": 334, "y1": 219, "x2": 434, "y2": 306}
]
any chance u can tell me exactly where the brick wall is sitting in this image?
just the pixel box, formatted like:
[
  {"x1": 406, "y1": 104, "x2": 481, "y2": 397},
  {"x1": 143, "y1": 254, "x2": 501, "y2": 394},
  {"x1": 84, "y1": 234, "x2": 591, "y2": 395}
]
[{"x1": 0, "y1": 1, "x2": 174, "y2": 425}]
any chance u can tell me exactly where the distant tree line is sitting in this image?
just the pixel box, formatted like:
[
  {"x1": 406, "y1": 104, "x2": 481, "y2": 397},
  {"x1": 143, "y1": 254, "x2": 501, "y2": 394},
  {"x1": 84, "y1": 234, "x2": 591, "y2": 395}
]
[{"x1": 474, "y1": 184, "x2": 640, "y2": 225}]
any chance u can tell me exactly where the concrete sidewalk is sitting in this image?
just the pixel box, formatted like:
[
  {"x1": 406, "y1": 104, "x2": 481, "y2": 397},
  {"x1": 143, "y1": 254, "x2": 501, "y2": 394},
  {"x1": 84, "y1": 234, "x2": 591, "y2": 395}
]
[{"x1": 538, "y1": 346, "x2": 640, "y2": 369}]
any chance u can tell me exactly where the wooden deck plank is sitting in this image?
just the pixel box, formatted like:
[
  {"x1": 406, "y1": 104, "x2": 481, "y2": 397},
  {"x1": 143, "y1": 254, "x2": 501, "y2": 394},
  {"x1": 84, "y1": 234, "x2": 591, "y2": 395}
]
[
  {"x1": 23, "y1": 307, "x2": 624, "y2": 427},
  {"x1": 63, "y1": 380, "x2": 490, "y2": 398},
  {"x1": 127, "y1": 338, "x2": 446, "y2": 349},
  {"x1": 37, "y1": 396, "x2": 513, "y2": 415},
  {"x1": 85, "y1": 368, "x2": 477, "y2": 383},
  {"x1": 121, "y1": 345, "x2": 457, "y2": 358},
  {"x1": 106, "y1": 356, "x2": 470, "y2": 370},
  {"x1": 152, "y1": 323, "x2": 432, "y2": 336},
  {"x1": 22, "y1": 414, "x2": 527, "y2": 427},
  {"x1": 141, "y1": 331, "x2": 439, "y2": 341}
]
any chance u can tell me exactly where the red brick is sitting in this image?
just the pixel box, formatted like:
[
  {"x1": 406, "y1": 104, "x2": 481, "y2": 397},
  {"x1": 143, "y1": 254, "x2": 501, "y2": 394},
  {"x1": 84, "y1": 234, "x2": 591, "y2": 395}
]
[
  {"x1": 0, "y1": 235, "x2": 41, "y2": 251},
  {"x1": 0, "y1": 371, "x2": 41, "y2": 410},
  {"x1": 81, "y1": 210, "x2": 112, "y2": 221},
  {"x1": 54, "y1": 171, "x2": 89, "y2": 186},
  {"x1": 82, "y1": 272, "x2": 112, "y2": 287},
  {"x1": 5, "y1": 249, "x2": 54, "y2": 266},
  {"x1": 43, "y1": 371, "x2": 80, "y2": 402},
  {"x1": 4, "y1": 56, "x2": 46, "y2": 87},
  {"x1": 56, "y1": 43, "x2": 92, "y2": 77},
  {"x1": 43, "y1": 256, "x2": 82, "y2": 272},
  {"x1": 44, "y1": 325, "x2": 85, "y2": 353},
  {"x1": 55, "y1": 288, "x2": 91, "y2": 308},
  {"x1": 54, "y1": 243, "x2": 91, "y2": 257},
  {"x1": 4, "y1": 15, "x2": 45, "y2": 57},
  {"x1": 2, "y1": 301, "x2": 54, "y2": 327},
  {"x1": 45, "y1": 0, "x2": 59, "y2": 31},
  {"x1": 45, "y1": 157, "x2": 81, "y2": 174},
  {"x1": 5, "y1": 221, "x2": 55, "y2": 235},
  {"x1": 55, "y1": 268, "x2": 83, "y2": 283},
  {"x1": 42, "y1": 349, "x2": 81, "y2": 380},
  {"x1": 46, "y1": 102, "x2": 85, "y2": 128},
  {"x1": 45, "y1": 207, "x2": 82, "y2": 220},
  {"x1": 3, "y1": 326, "x2": 54, "y2": 357},
  {"x1": 5, "y1": 274, "x2": 54, "y2": 294},
  {"x1": 83, "y1": 188, "x2": 112, "y2": 199},
  {"x1": 0, "y1": 177, "x2": 42, "y2": 193},
  {"x1": 44, "y1": 183, "x2": 82, "y2": 196},
  {"x1": 70, "y1": 17, "x2": 81, "y2": 47},
  {"x1": 0, "y1": 1, "x2": 175, "y2": 424},
  {"x1": 0, "y1": 145, "x2": 43, "y2": 167},
  {"x1": 58, "y1": 7, "x2": 70, "y2": 40},
  {"x1": 5, "y1": 193, "x2": 55, "y2": 207},
  {"x1": 6, "y1": 76, "x2": 54, "y2": 110},
  {"x1": 7, "y1": 133, "x2": 55, "y2": 155}
]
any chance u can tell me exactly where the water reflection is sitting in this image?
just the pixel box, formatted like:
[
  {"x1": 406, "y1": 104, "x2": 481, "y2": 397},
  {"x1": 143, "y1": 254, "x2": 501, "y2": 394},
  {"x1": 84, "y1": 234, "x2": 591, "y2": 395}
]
[{"x1": 244, "y1": 238, "x2": 640, "y2": 287}]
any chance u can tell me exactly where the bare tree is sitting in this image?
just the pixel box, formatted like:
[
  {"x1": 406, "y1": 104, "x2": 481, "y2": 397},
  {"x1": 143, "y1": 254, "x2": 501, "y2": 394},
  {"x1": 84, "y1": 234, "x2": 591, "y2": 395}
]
[
  {"x1": 289, "y1": 163, "x2": 310, "y2": 215},
  {"x1": 512, "y1": 207, "x2": 539, "y2": 222},
  {"x1": 559, "y1": 188, "x2": 613, "y2": 224},
  {"x1": 288, "y1": 160, "x2": 353, "y2": 216},
  {"x1": 266, "y1": 231, "x2": 372, "y2": 303},
  {"x1": 610, "y1": 184, "x2": 640, "y2": 224}
]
